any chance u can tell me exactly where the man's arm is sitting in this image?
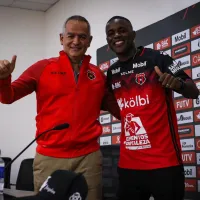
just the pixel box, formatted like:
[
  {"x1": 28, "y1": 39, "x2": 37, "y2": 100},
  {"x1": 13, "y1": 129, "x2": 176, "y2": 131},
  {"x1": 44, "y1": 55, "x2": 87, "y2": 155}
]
[
  {"x1": 154, "y1": 51, "x2": 199, "y2": 99},
  {"x1": 0, "y1": 59, "x2": 48, "y2": 104},
  {"x1": 101, "y1": 70, "x2": 121, "y2": 120}
]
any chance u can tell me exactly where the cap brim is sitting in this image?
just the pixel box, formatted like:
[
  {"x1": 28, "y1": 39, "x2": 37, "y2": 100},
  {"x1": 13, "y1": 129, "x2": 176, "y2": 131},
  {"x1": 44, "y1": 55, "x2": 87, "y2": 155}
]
[{"x1": 15, "y1": 195, "x2": 41, "y2": 200}]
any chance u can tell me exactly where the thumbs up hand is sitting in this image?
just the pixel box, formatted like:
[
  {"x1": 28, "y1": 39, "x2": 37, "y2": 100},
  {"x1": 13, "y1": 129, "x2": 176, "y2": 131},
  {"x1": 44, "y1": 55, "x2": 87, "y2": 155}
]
[
  {"x1": 0, "y1": 55, "x2": 17, "y2": 79},
  {"x1": 154, "y1": 66, "x2": 182, "y2": 90}
]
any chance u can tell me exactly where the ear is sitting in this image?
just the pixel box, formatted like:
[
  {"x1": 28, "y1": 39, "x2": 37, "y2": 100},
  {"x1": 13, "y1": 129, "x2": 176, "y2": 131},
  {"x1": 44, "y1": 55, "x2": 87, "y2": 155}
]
[
  {"x1": 87, "y1": 35, "x2": 93, "y2": 47},
  {"x1": 60, "y1": 33, "x2": 64, "y2": 45}
]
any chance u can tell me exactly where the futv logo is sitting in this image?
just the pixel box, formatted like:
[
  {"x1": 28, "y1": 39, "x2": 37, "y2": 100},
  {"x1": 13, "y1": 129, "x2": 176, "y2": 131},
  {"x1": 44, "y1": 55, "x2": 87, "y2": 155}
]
[{"x1": 117, "y1": 95, "x2": 150, "y2": 110}]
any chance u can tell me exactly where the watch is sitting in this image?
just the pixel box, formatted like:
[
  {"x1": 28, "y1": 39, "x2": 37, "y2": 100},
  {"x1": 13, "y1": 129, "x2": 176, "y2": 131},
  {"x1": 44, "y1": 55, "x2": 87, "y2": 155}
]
[{"x1": 176, "y1": 77, "x2": 186, "y2": 90}]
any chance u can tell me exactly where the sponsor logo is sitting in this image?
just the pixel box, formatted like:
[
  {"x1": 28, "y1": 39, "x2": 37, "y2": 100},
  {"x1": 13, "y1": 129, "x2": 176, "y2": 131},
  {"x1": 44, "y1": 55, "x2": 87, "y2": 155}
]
[
  {"x1": 112, "y1": 135, "x2": 120, "y2": 145},
  {"x1": 145, "y1": 43, "x2": 153, "y2": 49},
  {"x1": 168, "y1": 60, "x2": 181, "y2": 74},
  {"x1": 121, "y1": 70, "x2": 134, "y2": 76},
  {"x1": 172, "y1": 29, "x2": 190, "y2": 45},
  {"x1": 197, "y1": 154, "x2": 200, "y2": 165},
  {"x1": 87, "y1": 70, "x2": 96, "y2": 80},
  {"x1": 102, "y1": 125, "x2": 112, "y2": 135},
  {"x1": 191, "y1": 38, "x2": 200, "y2": 52},
  {"x1": 193, "y1": 95, "x2": 200, "y2": 108},
  {"x1": 100, "y1": 136, "x2": 111, "y2": 146},
  {"x1": 111, "y1": 67, "x2": 120, "y2": 74},
  {"x1": 112, "y1": 123, "x2": 121, "y2": 134},
  {"x1": 191, "y1": 25, "x2": 200, "y2": 38},
  {"x1": 182, "y1": 152, "x2": 196, "y2": 164},
  {"x1": 174, "y1": 98, "x2": 193, "y2": 111},
  {"x1": 192, "y1": 66, "x2": 200, "y2": 80},
  {"x1": 124, "y1": 113, "x2": 151, "y2": 150},
  {"x1": 196, "y1": 138, "x2": 200, "y2": 151},
  {"x1": 194, "y1": 110, "x2": 200, "y2": 122},
  {"x1": 184, "y1": 166, "x2": 196, "y2": 178},
  {"x1": 180, "y1": 138, "x2": 195, "y2": 151},
  {"x1": 112, "y1": 116, "x2": 120, "y2": 122},
  {"x1": 192, "y1": 53, "x2": 200, "y2": 66},
  {"x1": 176, "y1": 111, "x2": 193, "y2": 125},
  {"x1": 112, "y1": 81, "x2": 121, "y2": 90},
  {"x1": 117, "y1": 95, "x2": 150, "y2": 111},
  {"x1": 195, "y1": 125, "x2": 200, "y2": 137},
  {"x1": 185, "y1": 179, "x2": 197, "y2": 192},
  {"x1": 184, "y1": 69, "x2": 192, "y2": 78},
  {"x1": 99, "y1": 61, "x2": 109, "y2": 71},
  {"x1": 155, "y1": 37, "x2": 171, "y2": 50},
  {"x1": 135, "y1": 73, "x2": 146, "y2": 85},
  {"x1": 110, "y1": 57, "x2": 118, "y2": 65},
  {"x1": 178, "y1": 125, "x2": 194, "y2": 138},
  {"x1": 99, "y1": 114, "x2": 111, "y2": 124},
  {"x1": 175, "y1": 55, "x2": 191, "y2": 70},
  {"x1": 133, "y1": 61, "x2": 147, "y2": 68},
  {"x1": 172, "y1": 42, "x2": 190, "y2": 59}
]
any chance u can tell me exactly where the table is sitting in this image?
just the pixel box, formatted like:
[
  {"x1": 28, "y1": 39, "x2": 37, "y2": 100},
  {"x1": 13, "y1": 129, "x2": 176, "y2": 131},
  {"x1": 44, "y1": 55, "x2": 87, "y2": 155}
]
[{"x1": 3, "y1": 188, "x2": 35, "y2": 199}]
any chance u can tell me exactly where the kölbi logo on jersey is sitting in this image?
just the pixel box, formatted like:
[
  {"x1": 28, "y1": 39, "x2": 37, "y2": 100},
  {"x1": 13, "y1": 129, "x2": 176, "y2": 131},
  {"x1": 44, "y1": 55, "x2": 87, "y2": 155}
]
[
  {"x1": 133, "y1": 61, "x2": 147, "y2": 69},
  {"x1": 117, "y1": 95, "x2": 150, "y2": 110},
  {"x1": 111, "y1": 67, "x2": 120, "y2": 74}
]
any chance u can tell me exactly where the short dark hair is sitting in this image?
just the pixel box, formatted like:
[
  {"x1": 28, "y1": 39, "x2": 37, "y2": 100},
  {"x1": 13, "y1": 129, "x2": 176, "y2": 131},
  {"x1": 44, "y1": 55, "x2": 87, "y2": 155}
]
[
  {"x1": 62, "y1": 15, "x2": 91, "y2": 35},
  {"x1": 106, "y1": 16, "x2": 133, "y2": 29}
]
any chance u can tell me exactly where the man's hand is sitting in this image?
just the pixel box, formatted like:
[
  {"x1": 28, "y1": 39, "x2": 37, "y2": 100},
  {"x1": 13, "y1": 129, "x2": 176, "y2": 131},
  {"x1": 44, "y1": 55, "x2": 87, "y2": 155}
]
[
  {"x1": 154, "y1": 66, "x2": 182, "y2": 90},
  {"x1": 0, "y1": 55, "x2": 17, "y2": 79}
]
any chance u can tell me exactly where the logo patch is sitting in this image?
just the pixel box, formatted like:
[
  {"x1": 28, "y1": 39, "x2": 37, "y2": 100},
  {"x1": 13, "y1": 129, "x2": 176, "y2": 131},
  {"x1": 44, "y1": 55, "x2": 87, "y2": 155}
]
[
  {"x1": 87, "y1": 70, "x2": 96, "y2": 80},
  {"x1": 135, "y1": 73, "x2": 146, "y2": 85}
]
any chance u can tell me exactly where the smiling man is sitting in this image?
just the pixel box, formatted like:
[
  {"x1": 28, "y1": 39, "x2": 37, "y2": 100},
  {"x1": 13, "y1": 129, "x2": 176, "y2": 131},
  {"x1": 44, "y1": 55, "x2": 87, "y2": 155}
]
[
  {"x1": 0, "y1": 15, "x2": 120, "y2": 200},
  {"x1": 105, "y1": 16, "x2": 199, "y2": 200}
]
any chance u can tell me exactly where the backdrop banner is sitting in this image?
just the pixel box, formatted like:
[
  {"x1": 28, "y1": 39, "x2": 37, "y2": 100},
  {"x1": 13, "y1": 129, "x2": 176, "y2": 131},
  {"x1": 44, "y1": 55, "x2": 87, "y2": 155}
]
[{"x1": 97, "y1": 2, "x2": 200, "y2": 199}]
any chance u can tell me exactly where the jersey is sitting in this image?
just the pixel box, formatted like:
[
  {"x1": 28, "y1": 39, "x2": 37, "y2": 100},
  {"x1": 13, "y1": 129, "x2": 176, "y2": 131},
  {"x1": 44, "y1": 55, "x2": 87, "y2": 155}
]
[{"x1": 107, "y1": 46, "x2": 191, "y2": 170}]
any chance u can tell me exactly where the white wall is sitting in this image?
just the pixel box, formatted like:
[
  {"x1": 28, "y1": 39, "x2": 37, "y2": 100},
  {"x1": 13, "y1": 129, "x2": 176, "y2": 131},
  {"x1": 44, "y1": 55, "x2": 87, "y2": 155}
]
[
  {"x1": 0, "y1": 7, "x2": 45, "y2": 183},
  {"x1": 44, "y1": 0, "x2": 200, "y2": 64},
  {"x1": 0, "y1": 0, "x2": 200, "y2": 184}
]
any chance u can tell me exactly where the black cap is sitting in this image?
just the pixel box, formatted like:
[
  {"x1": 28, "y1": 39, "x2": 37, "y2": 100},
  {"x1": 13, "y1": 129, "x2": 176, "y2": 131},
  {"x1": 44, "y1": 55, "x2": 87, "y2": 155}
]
[{"x1": 16, "y1": 170, "x2": 88, "y2": 200}]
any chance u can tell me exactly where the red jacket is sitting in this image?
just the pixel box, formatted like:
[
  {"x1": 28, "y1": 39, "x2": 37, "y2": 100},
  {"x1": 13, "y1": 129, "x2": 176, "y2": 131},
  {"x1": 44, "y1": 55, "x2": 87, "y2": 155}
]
[{"x1": 0, "y1": 51, "x2": 120, "y2": 158}]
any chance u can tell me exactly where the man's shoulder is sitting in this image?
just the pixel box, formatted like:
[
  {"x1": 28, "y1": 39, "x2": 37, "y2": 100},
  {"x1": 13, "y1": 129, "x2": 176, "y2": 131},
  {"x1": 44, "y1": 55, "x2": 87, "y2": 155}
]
[{"x1": 32, "y1": 57, "x2": 59, "y2": 68}]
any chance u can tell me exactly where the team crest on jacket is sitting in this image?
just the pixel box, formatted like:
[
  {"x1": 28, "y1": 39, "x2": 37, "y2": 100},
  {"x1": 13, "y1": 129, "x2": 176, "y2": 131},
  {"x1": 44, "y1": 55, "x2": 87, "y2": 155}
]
[
  {"x1": 135, "y1": 73, "x2": 146, "y2": 85},
  {"x1": 87, "y1": 70, "x2": 96, "y2": 80}
]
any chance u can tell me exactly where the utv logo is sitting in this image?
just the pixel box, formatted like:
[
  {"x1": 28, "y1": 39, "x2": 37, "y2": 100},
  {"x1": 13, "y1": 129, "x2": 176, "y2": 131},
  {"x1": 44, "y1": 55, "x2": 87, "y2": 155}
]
[
  {"x1": 135, "y1": 73, "x2": 146, "y2": 85},
  {"x1": 133, "y1": 61, "x2": 147, "y2": 68},
  {"x1": 117, "y1": 95, "x2": 150, "y2": 110},
  {"x1": 111, "y1": 67, "x2": 120, "y2": 74},
  {"x1": 172, "y1": 29, "x2": 190, "y2": 45}
]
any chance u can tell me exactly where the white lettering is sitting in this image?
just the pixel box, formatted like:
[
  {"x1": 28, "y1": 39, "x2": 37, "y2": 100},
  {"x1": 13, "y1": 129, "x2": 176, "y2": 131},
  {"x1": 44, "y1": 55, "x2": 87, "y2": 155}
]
[{"x1": 133, "y1": 61, "x2": 147, "y2": 68}]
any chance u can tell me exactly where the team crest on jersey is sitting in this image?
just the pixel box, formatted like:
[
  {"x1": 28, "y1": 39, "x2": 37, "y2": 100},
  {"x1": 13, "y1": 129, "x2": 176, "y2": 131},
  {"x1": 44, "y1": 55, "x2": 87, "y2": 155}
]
[
  {"x1": 135, "y1": 73, "x2": 146, "y2": 85},
  {"x1": 87, "y1": 70, "x2": 96, "y2": 80}
]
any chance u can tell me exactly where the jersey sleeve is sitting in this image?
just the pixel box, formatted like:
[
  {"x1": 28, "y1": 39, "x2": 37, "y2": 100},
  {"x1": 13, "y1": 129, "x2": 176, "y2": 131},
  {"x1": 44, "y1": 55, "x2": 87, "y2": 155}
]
[
  {"x1": 152, "y1": 50, "x2": 191, "y2": 81},
  {"x1": 0, "y1": 59, "x2": 49, "y2": 104}
]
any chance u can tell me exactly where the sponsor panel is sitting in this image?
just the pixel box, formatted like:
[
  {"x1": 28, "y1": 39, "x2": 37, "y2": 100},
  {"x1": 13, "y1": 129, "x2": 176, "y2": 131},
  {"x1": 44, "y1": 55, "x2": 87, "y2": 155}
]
[
  {"x1": 182, "y1": 152, "x2": 196, "y2": 164},
  {"x1": 180, "y1": 138, "x2": 195, "y2": 151},
  {"x1": 191, "y1": 38, "x2": 200, "y2": 52},
  {"x1": 197, "y1": 153, "x2": 200, "y2": 165},
  {"x1": 173, "y1": 91, "x2": 182, "y2": 98},
  {"x1": 112, "y1": 135, "x2": 120, "y2": 145},
  {"x1": 198, "y1": 180, "x2": 200, "y2": 192},
  {"x1": 174, "y1": 98, "x2": 193, "y2": 111},
  {"x1": 99, "y1": 114, "x2": 111, "y2": 124},
  {"x1": 185, "y1": 179, "x2": 197, "y2": 192},
  {"x1": 145, "y1": 43, "x2": 153, "y2": 49},
  {"x1": 172, "y1": 29, "x2": 190, "y2": 46},
  {"x1": 175, "y1": 55, "x2": 191, "y2": 70},
  {"x1": 172, "y1": 42, "x2": 190, "y2": 59},
  {"x1": 110, "y1": 57, "x2": 118, "y2": 65},
  {"x1": 112, "y1": 116, "x2": 120, "y2": 123},
  {"x1": 184, "y1": 68, "x2": 192, "y2": 78},
  {"x1": 191, "y1": 24, "x2": 200, "y2": 38},
  {"x1": 178, "y1": 125, "x2": 194, "y2": 138},
  {"x1": 99, "y1": 61, "x2": 109, "y2": 72},
  {"x1": 192, "y1": 66, "x2": 200, "y2": 80},
  {"x1": 195, "y1": 125, "x2": 200, "y2": 137},
  {"x1": 100, "y1": 136, "x2": 111, "y2": 146},
  {"x1": 176, "y1": 111, "x2": 193, "y2": 125},
  {"x1": 192, "y1": 53, "x2": 200, "y2": 66},
  {"x1": 195, "y1": 138, "x2": 200, "y2": 151},
  {"x1": 112, "y1": 123, "x2": 121, "y2": 134},
  {"x1": 184, "y1": 166, "x2": 196, "y2": 178},
  {"x1": 194, "y1": 109, "x2": 200, "y2": 122},
  {"x1": 102, "y1": 125, "x2": 112, "y2": 135},
  {"x1": 155, "y1": 37, "x2": 171, "y2": 50}
]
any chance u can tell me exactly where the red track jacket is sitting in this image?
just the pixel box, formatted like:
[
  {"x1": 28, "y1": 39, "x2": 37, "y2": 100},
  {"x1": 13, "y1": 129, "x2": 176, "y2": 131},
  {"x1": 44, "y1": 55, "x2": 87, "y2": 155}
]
[{"x1": 0, "y1": 51, "x2": 120, "y2": 158}]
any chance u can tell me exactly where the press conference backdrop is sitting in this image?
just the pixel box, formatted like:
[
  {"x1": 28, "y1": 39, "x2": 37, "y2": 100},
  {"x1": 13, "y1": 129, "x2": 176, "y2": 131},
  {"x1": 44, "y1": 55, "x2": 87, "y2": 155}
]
[{"x1": 97, "y1": 2, "x2": 200, "y2": 200}]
